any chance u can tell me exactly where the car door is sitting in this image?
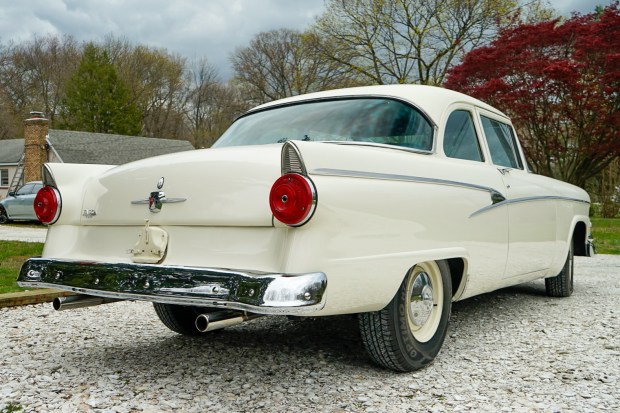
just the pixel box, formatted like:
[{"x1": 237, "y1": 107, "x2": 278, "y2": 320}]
[
  {"x1": 477, "y1": 110, "x2": 556, "y2": 279},
  {"x1": 442, "y1": 107, "x2": 509, "y2": 291},
  {"x1": 9, "y1": 183, "x2": 39, "y2": 218}
]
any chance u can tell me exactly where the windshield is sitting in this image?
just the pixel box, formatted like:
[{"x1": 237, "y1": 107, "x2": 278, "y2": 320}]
[{"x1": 213, "y1": 98, "x2": 434, "y2": 151}]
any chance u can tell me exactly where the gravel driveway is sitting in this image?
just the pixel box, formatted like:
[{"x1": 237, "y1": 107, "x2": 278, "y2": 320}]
[
  {"x1": 0, "y1": 224, "x2": 47, "y2": 243},
  {"x1": 1, "y1": 256, "x2": 618, "y2": 413}
]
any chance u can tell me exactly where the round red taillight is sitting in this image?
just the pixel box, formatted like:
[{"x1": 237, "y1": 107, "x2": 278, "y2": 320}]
[
  {"x1": 34, "y1": 186, "x2": 61, "y2": 224},
  {"x1": 269, "y1": 173, "x2": 316, "y2": 226}
]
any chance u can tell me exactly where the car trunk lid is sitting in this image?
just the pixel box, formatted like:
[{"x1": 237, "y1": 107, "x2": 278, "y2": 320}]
[{"x1": 80, "y1": 145, "x2": 281, "y2": 226}]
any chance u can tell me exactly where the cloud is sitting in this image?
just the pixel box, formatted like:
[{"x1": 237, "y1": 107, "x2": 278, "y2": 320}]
[
  {"x1": 0, "y1": 0, "x2": 606, "y2": 79},
  {"x1": 551, "y1": 0, "x2": 610, "y2": 15},
  {"x1": 0, "y1": 0, "x2": 324, "y2": 78}
]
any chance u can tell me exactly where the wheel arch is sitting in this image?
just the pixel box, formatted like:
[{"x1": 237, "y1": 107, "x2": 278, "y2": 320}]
[
  {"x1": 571, "y1": 219, "x2": 590, "y2": 257},
  {"x1": 445, "y1": 257, "x2": 467, "y2": 300},
  {"x1": 402, "y1": 256, "x2": 468, "y2": 301},
  {"x1": 0, "y1": 204, "x2": 12, "y2": 222}
]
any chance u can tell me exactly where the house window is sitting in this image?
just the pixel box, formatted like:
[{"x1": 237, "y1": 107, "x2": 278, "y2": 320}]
[{"x1": 0, "y1": 169, "x2": 8, "y2": 186}]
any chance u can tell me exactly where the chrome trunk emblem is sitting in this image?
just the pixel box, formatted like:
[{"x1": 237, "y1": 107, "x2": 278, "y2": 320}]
[
  {"x1": 82, "y1": 209, "x2": 97, "y2": 218},
  {"x1": 149, "y1": 191, "x2": 164, "y2": 213},
  {"x1": 131, "y1": 177, "x2": 186, "y2": 212}
]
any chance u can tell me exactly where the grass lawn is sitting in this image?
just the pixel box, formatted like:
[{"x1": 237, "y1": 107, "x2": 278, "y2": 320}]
[
  {"x1": 0, "y1": 241, "x2": 43, "y2": 294},
  {"x1": 591, "y1": 218, "x2": 620, "y2": 255}
]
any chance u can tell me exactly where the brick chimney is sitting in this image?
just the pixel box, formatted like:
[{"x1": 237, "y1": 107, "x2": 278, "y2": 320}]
[{"x1": 23, "y1": 111, "x2": 49, "y2": 183}]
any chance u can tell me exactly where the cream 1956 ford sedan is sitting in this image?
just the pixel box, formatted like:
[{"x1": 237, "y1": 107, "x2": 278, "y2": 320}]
[{"x1": 18, "y1": 85, "x2": 594, "y2": 371}]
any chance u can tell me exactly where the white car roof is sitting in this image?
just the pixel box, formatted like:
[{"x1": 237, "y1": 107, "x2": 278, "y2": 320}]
[{"x1": 251, "y1": 84, "x2": 509, "y2": 126}]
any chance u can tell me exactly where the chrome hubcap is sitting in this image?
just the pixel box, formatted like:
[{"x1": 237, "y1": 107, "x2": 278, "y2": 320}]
[{"x1": 409, "y1": 271, "x2": 434, "y2": 327}]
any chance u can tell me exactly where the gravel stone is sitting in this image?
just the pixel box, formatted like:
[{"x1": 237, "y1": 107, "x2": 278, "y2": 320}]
[{"x1": 1, "y1": 256, "x2": 619, "y2": 412}]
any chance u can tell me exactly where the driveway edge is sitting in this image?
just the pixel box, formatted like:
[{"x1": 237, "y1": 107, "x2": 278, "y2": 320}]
[{"x1": 0, "y1": 289, "x2": 75, "y2": 308}]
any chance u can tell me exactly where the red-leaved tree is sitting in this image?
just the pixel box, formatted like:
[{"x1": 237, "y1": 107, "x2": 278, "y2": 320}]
[{"x1": 445, "y1": 3, "x2": 620, "y2": 188}]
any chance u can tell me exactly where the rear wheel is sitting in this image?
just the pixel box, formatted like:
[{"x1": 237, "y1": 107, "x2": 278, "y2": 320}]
[
  {"x1": 545, "y1": 243, "x2": 574, "y2": 297},
  {"x1": 153, "y1": 303, "x2": 207, "y2": 336},
  {"x1": 359, "y1": 260, "x2": 452, "y2": 371},
  {"x1": 0, "y1": 207, "x2": 9, "y2": 224}
]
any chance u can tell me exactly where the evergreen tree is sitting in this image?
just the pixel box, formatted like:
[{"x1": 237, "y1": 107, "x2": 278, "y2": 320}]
[{"x1": 61, "y1": 43, "x2": 141, "y2": 135}]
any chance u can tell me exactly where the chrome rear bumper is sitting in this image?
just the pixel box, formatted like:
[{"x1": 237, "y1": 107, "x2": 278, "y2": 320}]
[{"x1": 18, "y1": 258, "x2": 327, "y2": 315}]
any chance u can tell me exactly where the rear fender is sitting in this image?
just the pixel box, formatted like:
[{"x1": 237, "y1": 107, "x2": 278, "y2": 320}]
[{"x1": 43, "y1": 163, "x2": 116, "y2": 225}]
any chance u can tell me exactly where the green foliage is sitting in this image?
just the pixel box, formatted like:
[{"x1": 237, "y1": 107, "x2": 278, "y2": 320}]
[
  {"x1": 61, "y1": 43, "x2": 141, "y2": 135},
  {"x1": 1, "y1": 402, "x2": 24, "y2": 413},
  {"x1": 0, "y1": 241, "x2": 43, "y2": 294},
  {"x1": 591, "y1": 218, "x2": 620, "y2": 255},
  {"x1": 445, "y1": 4, "x2": 620, "y2": 188}
]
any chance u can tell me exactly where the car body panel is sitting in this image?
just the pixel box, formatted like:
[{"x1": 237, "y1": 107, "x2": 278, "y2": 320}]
[
  {"x1": 18, "y1": 85, "x2": 592, "y2": 316},
  {"x1": 0, "y1": 181, "x2": 43, "y2": 221}
]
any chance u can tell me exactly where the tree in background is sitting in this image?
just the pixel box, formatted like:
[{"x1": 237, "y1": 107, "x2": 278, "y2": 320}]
[
  {"x1": 0, "y1": 35, "x2": 244, "y2": 144},
  {"x1": 186, "y1": 58, "x2": 250, "y2": 148},
  {"x1": 61, "y1": 43, "x2": 142, "y2": 135},
  {"x1": 103, "y1": 37, "x2": 190, "y2": 139},
  {"x1": 445, "y1": 3, "x2": 620, "y2": 189},
  {"x1": 592, "y1": 159, "x2": 620, "y2": 218},
  {"x1": 231, "y1": 28, "x2": 359, "y2": 104},
  {"x1": 0, "y1": 34, "x2": 80, "y2": 137},
  {"x1": 312, "y1": 0, "x2": 553, "y2": 85}
]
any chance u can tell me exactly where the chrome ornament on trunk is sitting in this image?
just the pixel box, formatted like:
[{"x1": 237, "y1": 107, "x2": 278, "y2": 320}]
[
  {"x1": 149, "y1": 191, "x2": 164, "y2": 213},
  {"x1": 130, "y1": 177, "x2": 187, "y2": 212}
]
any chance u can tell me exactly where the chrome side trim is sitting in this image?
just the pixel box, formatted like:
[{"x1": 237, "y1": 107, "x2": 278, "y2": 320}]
[
  {"x1": 311, "y1": 168, "x2": 500, "y2": 195},
  {"x1": 18, "y1": 258, "x2": 327, "y2": 315},
  {"x1": 470, "y1": 196, "x2": 591, "y2": 218},
  {"x1": 310, "y1": 168, "x2": 589, "y2": 219}
]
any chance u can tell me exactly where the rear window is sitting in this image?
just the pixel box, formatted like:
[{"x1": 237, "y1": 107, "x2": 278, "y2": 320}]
[{"x1": 214, "y1": 98, "x2": 434, "y2": 151}]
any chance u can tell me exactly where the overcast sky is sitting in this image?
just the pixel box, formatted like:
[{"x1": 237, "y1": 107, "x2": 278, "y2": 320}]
[{"x1": 0, "y1": 0, "x2": 610, "y2": 79}]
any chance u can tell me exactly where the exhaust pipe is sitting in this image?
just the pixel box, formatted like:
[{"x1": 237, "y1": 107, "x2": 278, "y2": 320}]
[
  {"x1": 195, "y1": 310, "x2": 262, "y2": 332},
  {"x1": 53, "y1": 295, "x2": 122, "y2": 311}
]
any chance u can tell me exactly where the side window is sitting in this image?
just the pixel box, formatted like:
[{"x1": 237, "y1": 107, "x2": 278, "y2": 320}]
[
  {"x1": 16, "y1": 184, "x2": 34, "y2": 195},
  {"x1": 481, "y1": 116, "x2": 523, "y2": 169},
  {"x1": 443, "y1": 110, "x2": 483, "y2": 162}
]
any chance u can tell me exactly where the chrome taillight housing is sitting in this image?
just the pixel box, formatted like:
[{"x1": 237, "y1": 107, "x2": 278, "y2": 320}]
[
  {"x1": 269, "y1": 173, "x2": 317, "y2": 227},
  {"x1": 34, "y1": 186, "x2": 61, "y2": 224}
]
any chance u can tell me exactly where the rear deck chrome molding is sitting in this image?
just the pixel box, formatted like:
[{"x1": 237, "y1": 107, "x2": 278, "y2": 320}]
[
  {"x1": 18, "y1": 258, "x2": 327, "y2": 315},
  {"x1": 130, "y1": 197, "x2": 186, "y2": 204}
]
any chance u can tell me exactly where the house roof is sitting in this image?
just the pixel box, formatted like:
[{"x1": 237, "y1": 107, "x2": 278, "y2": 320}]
[
  {"x1": 47, "y1": 130, "x2": 194, "y2": 164},
  {"x1": 0, "y1": 139, "x2": 24, "y2": 164}
]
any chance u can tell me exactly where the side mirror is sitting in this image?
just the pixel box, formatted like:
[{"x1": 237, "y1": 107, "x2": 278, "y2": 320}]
[{"x1": 7, "y1": 191, "x2": 15, "y2": 197}]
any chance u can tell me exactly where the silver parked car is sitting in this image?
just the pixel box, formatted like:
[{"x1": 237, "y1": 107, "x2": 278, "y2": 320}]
[{"x1": 0, "y1": 181, "x2": 43, "y2": 224}]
